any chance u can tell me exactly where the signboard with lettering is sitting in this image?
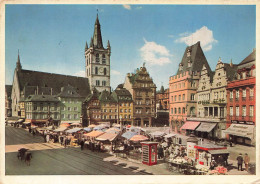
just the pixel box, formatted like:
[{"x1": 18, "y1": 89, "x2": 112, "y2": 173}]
[
  {"x1": 246, "y1": 121, "x2": 254, "y2": 125},
  {"x1": 231, "y1": 120, "x2": 238, "y2": 124}
]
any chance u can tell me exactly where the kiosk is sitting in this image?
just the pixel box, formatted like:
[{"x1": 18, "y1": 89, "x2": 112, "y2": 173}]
[{"x1": 141, "y1": 142, "x2": 158, "y2": 166}]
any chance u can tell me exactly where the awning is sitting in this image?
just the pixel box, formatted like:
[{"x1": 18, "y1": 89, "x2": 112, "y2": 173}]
[
  {"x1": 18, "y1": 119, "x2": 24, "y2": 123},
  {"x1": 180, "y1": 121, "x2": 200, "y2": 130},
  {"x1": 223, "y1": 124, "x2": 255, "y2": 140},
  {"x1": 195, "y1": 122, "x2": 217, "y2": 132},
  {"x1": 66, "y1": 128, "x2": 82, "y2": 133},
  {"x1": 83, "y1": 127, "x2": 92, "y2": 132},
  {"x1": 96, "y1": 133, "x2": 118, "y2": 141},
  {"x1": 23, "y1": 121, "x2": 31, "y2": 125},
  {"x1": 208, "y1": 149, "x2": 230, "y2": 155},
  {"x1": 84, "y1": 131, "x2": 104, "y2": 138},
  {"x1": 149, "y1": 131, "x2": 166, "y2": 137}
]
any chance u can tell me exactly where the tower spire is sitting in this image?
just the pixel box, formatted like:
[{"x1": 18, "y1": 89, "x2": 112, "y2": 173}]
[
  {"x1": 16, "y1": 49, "x2": 22, "y2": 71},
  {"x1": 93, "y1": 13, "x2": 103, "y2": 48},
  {"x1": 85, "y1": 41, "x2": 88, "y2": 52}
]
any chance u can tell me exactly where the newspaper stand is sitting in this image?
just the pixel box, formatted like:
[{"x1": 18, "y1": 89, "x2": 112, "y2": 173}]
[{"x1": 141, "y1": 142, "x2": 158, "y2": 166}]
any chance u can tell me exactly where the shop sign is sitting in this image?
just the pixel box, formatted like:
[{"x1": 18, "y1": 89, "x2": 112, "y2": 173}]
[
  {"x1": 231, "y1": 120, "x2": 238, "y2": 124},
  {"x1": 238, "y1": 121, "x2": 245, "y2": 124}
]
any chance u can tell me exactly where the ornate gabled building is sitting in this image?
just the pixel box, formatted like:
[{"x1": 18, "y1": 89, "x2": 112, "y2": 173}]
[
  {"x1": 11, "y1": 52, "x2": 91, "y2": 124},
  {"x1": 225, "y1": 49, "x2": 256, "y2": 145},
  {"x1": 186, "y1": 58, "x2": 237, "y2": 139},
  {"x1": 123, "y1": 64, "x2": 156, "y2": 127},
  {"x1": 85, "y1": 14, "x2": 111, "y2": 92},
  {"x1": 112, "y1": 84, "x2": 134, "y2": 125},
  {"x1": 169, "y1": 41, "x2": 212, "y2": 133}
]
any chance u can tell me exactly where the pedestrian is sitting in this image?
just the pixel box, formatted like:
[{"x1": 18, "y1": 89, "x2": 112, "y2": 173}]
[
  {"x1": 244, "y1": 153, "x2": 250, "y2": 172},
  {"x1": 32, "y1": 130, "x2": 36, "y2": 136},
  {"x1": 210, "y1": 159, "x2": 217, "y2": 170},
  {"x1": 237, "y1": 153, "x2": 243, "y2": 171},
  {"x1": 46, "y1": 134, "x2": 50, "y2": 143},
  {"x1": 64, "y1": 137, "x2": 67, "y2": 148},
  {"x1": 29, "y1": 127, "x2": 32, "y2": 134},
  {"x1": 60, "y1": 136, "x2": 64, "y2": 146},
  {"x1": 80, "y1": 139, "x2": 84, "y2": 150}
]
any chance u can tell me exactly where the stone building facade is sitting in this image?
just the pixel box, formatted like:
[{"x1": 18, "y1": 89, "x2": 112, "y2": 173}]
[
  {"x1": 225, "y1": 50, "x2": 256, "y2": 145},
  {"x1": 123, "y1": 64, "x2": 156, "y2": 127},
  {"x1": 169, "y1": 41, "x2": 212, "y2": 133},
  {"x1": 186, "y1": 58, "x2": 237, "y2": 139},
  {"x1": 85, "y1": 15, "x2": 111, "y2": 92}
]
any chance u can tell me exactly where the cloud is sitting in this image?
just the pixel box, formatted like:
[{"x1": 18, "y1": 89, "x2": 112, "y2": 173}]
[
  {"x1": 122, "y1": 5, "x2": 131, "y2": 10},
  {"x1": 168, "y1": 35, "x2": 174, "y2": 38},
  {"x1": 175, "y1": 26, "x2": 217, "y2": 51},
  {"x1": 74, "y1": 70, "x2": 85, "y2": 77},
  {"x1": 136, "y1": 6, "x2": 142, "y2": 10},
  {"x1": 111, "y1": 70, "x2": 121, "y2": 75},
  {"x1": 140, "y1": 38, "x2": 171, "y2": 66}
]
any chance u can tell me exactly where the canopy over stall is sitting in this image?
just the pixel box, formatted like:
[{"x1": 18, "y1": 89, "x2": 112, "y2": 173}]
[
  {"x1": 84, "y1": 131, "x2": 104, "y2": 138},
  {"x1": 66, "y1": 128, "x2": 82, "y2": 133},
  {"x1": 54, "y1": 127, "x2": 68, "y2": 132},
  {"x1": 149, "y1": 131, "x2": 166, "y2": 138},
  {"x1": 195, "y1": 122, "x2": 217, "y2": 132},
  {"x1": 130, "y1": 135, "x2": 149, "y2": 142},
  {"x1": 164, "y1": 133, "x2": 177, "y2": 138},
  {"x1": 122, "y1": 131, "x2": 138, "y2": 139},
  {"x1": 96, "y1": 133, "x2": 118, "y2": 142}
]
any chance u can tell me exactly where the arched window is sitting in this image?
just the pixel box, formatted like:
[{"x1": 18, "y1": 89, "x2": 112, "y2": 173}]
[
  {"x1": 96, "y1": 54, "x2": 99, "y2": 63},
  {"x1": 104, "y1": 68, "x2": 107, "y2": 75},
  {"x1": 95, "y1": 67, "x2": 98, "y2": 74},
  {"x1": 102, "y1": 54, "x2": 106, "y2": 64}
]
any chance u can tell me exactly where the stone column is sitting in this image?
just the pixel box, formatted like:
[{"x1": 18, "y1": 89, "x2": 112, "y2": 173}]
[
  {"x1": 213, "y1": 107, "x2": 215, "y2": 117},
  {"x1": 141, "y1": 118, "x2": 144, "y2": 128},
  {"x1": 218, "y1": 107, "x2": 220, "y2": 118}
]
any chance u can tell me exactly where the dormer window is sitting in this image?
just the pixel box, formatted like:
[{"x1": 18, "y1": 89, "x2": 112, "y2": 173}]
[
  {"x1": 187, "y1": 60, "x2": 191, "y2": 67},
  {"x1": 187, "y1": 49, "x2": 191, "y2": 57}
]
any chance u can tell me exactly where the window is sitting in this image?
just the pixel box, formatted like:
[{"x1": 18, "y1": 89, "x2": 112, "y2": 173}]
[
  {"x1": 74, "y1": 114, "x2": 78, "y2": 119},
  {"x1": 236, "y1": 106, "x2": 239, "y2": 117},
  {"x1": 68, "y1": 107, "x2": 71, "y2": 111},
  {"x1": 179, "y1": 95, "x2": 181, "y2": 101},
  {"x1": 171, "y1": 108, "x2": 173, "y2": 114},
  {"x1": 96, "y1": 80, "x2": 100, "y2": 86},
  {"x1": 182, "y1": 94, "x2": 185, "y2": 100},
  {"x1": 242, "y1": 72, "x2": 246, "y2": 79},
  {"x1": 178, "y1": 107, "x2": 181, "y2": 114},
  {"x1": 230, "y1": 107, "x2": 233, "y2": 116},
  {"x1": 171, "y1": 96, "x2": 173, "y2": 102},
  {"x1": 102, "y1": 54, "x2": 106, "y2": 64},
  {"x1": 250, "y1": 106, "x2": 254, "y2": 117},
  {"x1": 125, "y1": 109, "x2": 127, "y2": 113},
  {"x1": 95, "y1": 67, "x2": 98, "y2": 74},
  {"x1": 242, "y1": 106, "x2": 246, "y2": 117},
  {"x1": 242, "y1": 89, "x2": 246, "y2": 98},
  {"x1": 68, "y1": 114, "x2": 71, "y2": 119},
  {"x1": 182, "y1": 107, "x2": 185, "y2": 114},
  {"x1": 74, "y1": 107, "x2": 78, "y2": 111},
  {"x1": 236, "y1": 90, "x2": 239, "y2": 99},
  {"x1": 104, "y1": 68, "x2": 107, "y2": 75},
  {"x1": 96, "y1": 54, "x2": 99, "y2": 63},
  {"x1": 230, "y1": 91, "x2": 233, "y2": 99},
  {"x1": 120, "y1": 109, "x2": 123, "y2": 113},
  {"x1": 174, "y1": 108, "x2": 177, "y2": 114},
  {"x1": 175, "y1": 95, "x2": 177, "y2": 101},
  {"x1": 250, "y1": 88, "x2": 254, "y2": 97},
  {"x1": 191, "y1": 94, "x2": 195, "y2": 101},
  {"x1": 102, "y1": 81, "x2": 106, "y2": 86}
]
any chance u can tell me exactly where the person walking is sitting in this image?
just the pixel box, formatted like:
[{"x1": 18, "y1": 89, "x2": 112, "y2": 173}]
[
  {"x1": 244, "y1": 153, "x2": 250, "y2": 172},
  {"x1": 46, "y1": 134, "x2": 50, "y2": 143},
  {"x1": 80, "y1": 139, "x2": 85, "y2": 151},
  {"x1": 237, "y1": 153, "x2": 243, "y2": 171}
]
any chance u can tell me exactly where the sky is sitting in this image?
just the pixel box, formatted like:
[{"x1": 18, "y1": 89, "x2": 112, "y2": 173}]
[{"x1": 5, "y1": 5, "x2": 256, "y2": 90}]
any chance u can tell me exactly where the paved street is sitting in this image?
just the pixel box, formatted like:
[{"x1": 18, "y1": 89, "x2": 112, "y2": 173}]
[{"x1": 5, "y1": 126, "x2": 152, "y2": 175}]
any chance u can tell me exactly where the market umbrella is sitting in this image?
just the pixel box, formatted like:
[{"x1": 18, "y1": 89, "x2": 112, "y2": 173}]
[
  {"x1": 130, "y1": 135, "x2": 149, "y2": 142},
  {"x1": 83, "y1": 131, "x2": 104, "y2": 138},
  {"x1": 66, "y1": 128, "x2": 82, "y2": 133},
  {"x1": 93, "y1": 126, "x2": 104, "y2": 131},
  {"x1": 83, "y1": 127, "x2": 92, "y2": 132},
  {"x1": 54, "y1": 127, "x2": 68, "y2": 132},
  {"x1": 129, "y1": 126, "x2": 141, "y2": 133},
  {"x1": 105, "y1": 128, "x2": 120, "y2": 133},
  {"x1": 60, "y1": 123, "x2": 70, "y2": 127},
  {"x1": 71, "y1": 123, "x2": 81, "y2": 126},
  {"x1": 122, "y1": 131, "x2": 137, "y2": 140},
  {"x1": 95, "y1": 133, "x2": 118, "y2": 141}
]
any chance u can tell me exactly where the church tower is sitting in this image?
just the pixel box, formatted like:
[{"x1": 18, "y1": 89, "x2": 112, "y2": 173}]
[{"x1": 85, "y1": 14, "x2": 111, "y2": 93}]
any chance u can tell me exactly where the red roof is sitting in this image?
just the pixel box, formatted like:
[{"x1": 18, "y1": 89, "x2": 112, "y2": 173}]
[{"x1": 180, "y1": 121, "x2": 200, "y2": 130}]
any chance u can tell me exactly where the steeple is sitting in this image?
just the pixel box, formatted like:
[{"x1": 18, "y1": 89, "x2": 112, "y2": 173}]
[
  {"x1": 16, "y1": 50, "x2": 22, "y2": 71},
  {"x1": 107, "y1": 40, "x2": 110, "y2": 48},
  {"x1": 85, "y1": 41, "x2": 88, "y2": 52},
  {"x1": 90, "y1": 37, "x2": 94, "y2": 47},
  {"x1": 93, "y1": 14, "x2": 103, "y2": 48}
]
